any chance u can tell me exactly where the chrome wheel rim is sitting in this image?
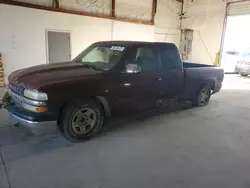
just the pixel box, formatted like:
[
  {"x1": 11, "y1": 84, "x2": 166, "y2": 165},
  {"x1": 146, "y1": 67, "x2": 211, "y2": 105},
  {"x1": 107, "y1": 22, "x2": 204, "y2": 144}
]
[
  {"x1": 200, "y1": 88, "x2": 210, "y2": 105},
  {"x1": 71, "y1": 108, "x2": 97, "y2": 134}
]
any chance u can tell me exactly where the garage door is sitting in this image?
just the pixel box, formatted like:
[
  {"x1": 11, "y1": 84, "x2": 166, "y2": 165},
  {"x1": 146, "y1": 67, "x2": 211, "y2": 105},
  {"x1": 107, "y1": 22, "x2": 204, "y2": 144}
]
[{"x1": 228, "y1": 1, "x2": 250, "y2": 16}]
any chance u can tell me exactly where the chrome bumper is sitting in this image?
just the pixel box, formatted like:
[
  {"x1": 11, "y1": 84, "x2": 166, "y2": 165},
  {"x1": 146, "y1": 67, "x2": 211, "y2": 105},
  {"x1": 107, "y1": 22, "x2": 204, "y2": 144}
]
[
  {"x1": 10, "y1": 113, "x2": 58, "y2": 135},
  {"x1": 237, "y1": 67, "x2": 250, "y2": 74}
]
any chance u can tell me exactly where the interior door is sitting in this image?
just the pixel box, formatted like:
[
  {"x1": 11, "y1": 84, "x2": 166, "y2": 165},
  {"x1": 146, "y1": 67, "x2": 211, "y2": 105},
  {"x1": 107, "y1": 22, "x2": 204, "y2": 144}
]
[{"x1": 47, "y1": 31, "x2": 71, "y2": 63}]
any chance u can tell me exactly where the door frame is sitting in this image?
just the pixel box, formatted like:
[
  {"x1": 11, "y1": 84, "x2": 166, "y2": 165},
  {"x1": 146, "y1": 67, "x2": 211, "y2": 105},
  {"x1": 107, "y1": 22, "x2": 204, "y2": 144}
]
[
  {"x1": 45, "y1": 29, "x2": 72, "y2": 64},
  {"x1": 219, "y1": 2, "x2": 229, "y2": 67},
  {"x1": 219, "y1": 0, "x2": 250, "y2": 67}
]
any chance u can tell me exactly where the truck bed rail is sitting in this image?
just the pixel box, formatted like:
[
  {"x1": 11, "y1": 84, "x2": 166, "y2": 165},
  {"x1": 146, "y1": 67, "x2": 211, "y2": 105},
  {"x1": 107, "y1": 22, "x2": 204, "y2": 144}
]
[{"x1": 183, "y1": 62, "x2": 214, "y2": 69}]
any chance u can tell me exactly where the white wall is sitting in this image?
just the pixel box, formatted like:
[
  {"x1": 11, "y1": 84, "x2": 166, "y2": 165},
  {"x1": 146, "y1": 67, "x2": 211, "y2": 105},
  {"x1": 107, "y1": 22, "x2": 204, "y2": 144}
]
[
  {"x1": 0, "y1": 0, "x2": 183, "y2": 84},
  {"x1": 182, "y1": 0, "x2": 226, "y2": 65},
  {"x1": 112, "y1": 21, "x2": 154, "y2": 41},
  {"x1": 0, "y1": 4, "x2": 154, "y2": 82}
]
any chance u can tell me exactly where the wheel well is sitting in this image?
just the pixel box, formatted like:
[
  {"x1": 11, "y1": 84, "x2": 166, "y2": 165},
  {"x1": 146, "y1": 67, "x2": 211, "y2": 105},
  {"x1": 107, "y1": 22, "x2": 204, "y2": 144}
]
[
  {"x1": 209, "y1": 81, "x2": 215, "y2": 91},
  {"x1": 94, "y1": 96, "x2": 111, "y2": 116},
  {"x1": 57, "y1": 96, "x2": 111, "y2": 129},
  {"x1": 203, "y1": 80, "x2": 215, "y2": 91}
]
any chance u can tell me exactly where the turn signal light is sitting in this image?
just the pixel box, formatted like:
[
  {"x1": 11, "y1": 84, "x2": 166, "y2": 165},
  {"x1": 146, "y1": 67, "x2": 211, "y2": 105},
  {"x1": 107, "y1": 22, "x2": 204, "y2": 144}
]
[
  {"x1": 22, "y1": 103, "x2": 48, "y2": 113},
  {"x1": 35, "y1": 107, "x2": 48, "y2": 113}
]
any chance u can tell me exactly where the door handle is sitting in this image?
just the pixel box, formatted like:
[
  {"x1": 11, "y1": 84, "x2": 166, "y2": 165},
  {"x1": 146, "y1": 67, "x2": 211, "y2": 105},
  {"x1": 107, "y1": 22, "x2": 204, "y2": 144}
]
[{"x1": 155, "y1": 77, "x2": 162, "y2": 82}]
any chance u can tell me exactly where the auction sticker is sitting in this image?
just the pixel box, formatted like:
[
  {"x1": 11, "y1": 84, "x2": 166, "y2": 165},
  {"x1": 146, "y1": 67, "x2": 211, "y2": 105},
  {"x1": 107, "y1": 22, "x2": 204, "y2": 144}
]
[{"x1": 110, "y1": 46, "x2": 125, "y2": 51}]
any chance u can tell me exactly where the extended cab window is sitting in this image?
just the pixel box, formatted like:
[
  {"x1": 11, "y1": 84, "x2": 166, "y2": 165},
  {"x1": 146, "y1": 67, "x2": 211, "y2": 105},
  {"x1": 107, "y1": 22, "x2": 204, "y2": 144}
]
[
  {"x1": 160, "y1": 45, "x2": 182, "y2": 70},
  {"x1": 73, "y1": 45, "x2": 125, "y2": 71},
  {"x1": 125, "y1": 47, "x2": 157, "y2": 73}
]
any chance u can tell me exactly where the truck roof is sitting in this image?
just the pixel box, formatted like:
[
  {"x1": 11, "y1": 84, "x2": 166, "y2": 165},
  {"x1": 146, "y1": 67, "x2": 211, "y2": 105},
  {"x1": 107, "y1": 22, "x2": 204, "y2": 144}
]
[{"x1": 93, "y1": 41, "x2": 176, "y2": 47}]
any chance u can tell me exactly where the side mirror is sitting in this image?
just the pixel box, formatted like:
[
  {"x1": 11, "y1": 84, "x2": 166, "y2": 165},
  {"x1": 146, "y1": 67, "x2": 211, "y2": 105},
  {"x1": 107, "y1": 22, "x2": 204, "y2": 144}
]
[{"x1": 125, "y1": 64, "x2": 141, "y2": 74}]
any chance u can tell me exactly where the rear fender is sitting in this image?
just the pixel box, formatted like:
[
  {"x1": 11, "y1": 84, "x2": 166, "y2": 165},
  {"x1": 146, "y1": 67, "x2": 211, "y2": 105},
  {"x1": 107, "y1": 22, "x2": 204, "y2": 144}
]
[
  {"x1": 190, "y1": 78, "x2": 215, "y2": 100},
  {"x1": 203, "y1": 78, "x2": 216, "y2": 90}
]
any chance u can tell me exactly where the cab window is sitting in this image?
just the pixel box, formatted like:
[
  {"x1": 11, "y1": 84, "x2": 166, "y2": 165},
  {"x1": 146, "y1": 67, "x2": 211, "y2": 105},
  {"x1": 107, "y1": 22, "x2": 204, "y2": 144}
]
[
  {"x1": 159, "y1": 45, "x2": 182, "y2": 70},
  {"x1": 124, "y1": 46, "x2": 157, "y2": 73}
]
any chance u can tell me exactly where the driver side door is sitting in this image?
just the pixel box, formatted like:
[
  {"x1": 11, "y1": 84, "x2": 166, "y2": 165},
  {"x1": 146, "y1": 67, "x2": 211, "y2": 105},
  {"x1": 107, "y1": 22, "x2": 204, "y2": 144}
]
[{"x1": 114, "y1": 45, "x2": 163, "y2": 114}]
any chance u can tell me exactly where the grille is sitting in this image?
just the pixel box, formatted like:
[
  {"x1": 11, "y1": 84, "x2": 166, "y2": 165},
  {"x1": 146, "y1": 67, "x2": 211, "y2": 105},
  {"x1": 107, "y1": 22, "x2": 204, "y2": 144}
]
[{"x1": 9, "y1": 84, "x2": 25, "y2": 95}]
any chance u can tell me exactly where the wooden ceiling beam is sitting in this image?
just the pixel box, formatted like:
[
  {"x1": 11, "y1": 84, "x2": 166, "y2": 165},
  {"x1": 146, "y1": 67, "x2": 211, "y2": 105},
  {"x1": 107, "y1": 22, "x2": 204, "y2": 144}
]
[
  {"x1": 0, "y1": 0, "x2": 153, "y2": 25},
  {"x1": 111, "y1": 0, "x2": 115, "y2": 17},
  {"x1": 151, "y1": 0, "x2": 157, "y2": 23}
]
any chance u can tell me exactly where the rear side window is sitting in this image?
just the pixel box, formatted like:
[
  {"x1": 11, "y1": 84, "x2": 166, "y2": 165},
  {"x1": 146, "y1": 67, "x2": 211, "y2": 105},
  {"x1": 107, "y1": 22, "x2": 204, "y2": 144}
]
[{"x1": 160, "y1": 45, "x2": 182, "y2": 70}]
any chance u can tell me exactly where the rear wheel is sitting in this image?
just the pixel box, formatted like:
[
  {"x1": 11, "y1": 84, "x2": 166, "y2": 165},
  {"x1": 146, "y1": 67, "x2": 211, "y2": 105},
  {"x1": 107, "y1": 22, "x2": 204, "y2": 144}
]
[
  {"x1": 192, "y1": 84, "x2": 211, "y2": 107},
  {"x1": 59, "y1": 99, "x2": 104, "y2": 142},
  {"x1": 240, "y1": 73, "x2": 248, "y2": 77}
]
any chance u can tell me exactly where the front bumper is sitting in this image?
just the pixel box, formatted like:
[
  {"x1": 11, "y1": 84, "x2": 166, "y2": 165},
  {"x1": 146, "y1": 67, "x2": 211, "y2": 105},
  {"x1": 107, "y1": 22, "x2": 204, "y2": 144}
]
[
  {"x1": 236, "y1": 67, "x2": 250, "y2": 74},
  {"x1": 5, "y1": 104, "x2": 58, "y2": 135},
  {"x1": 3, "y1": 88, "x2": 59, "y2": 135},
  {"x1": 9, "y1": 113, "x2": 57, "y2": 135}
]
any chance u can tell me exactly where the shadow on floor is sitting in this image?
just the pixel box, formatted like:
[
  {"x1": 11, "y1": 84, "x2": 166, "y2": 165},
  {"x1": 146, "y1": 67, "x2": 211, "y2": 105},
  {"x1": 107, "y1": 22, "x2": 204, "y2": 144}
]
[
  {"x1": 0, "y1": 102, "x2": 194, "y2": 162},
  {"x1": 99, "y1": 102, "x2": 193, "y2": 138}
]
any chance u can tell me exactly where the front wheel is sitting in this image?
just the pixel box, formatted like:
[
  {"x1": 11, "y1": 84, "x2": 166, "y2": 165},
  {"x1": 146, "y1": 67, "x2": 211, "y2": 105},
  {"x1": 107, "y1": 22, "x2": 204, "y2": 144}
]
[
  {"x1": 59, "y1": 99, "x2": 104, "y2": 142},
  {"x1": 192, "y1": 84, "x2": 211, "y2": 107}
]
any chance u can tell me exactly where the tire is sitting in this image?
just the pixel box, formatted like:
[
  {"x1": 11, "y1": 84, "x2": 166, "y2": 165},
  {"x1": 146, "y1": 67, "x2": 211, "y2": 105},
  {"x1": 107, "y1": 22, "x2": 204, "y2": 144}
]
[
  {"x1": 192, "y1": 84, "x2": 211, "y2": 107},
  {"x1": 240, "y1": 73, "x2": 248, "y2": 77},
  {"x1": 59, "y1": 99, "x2": 104, "y2": 142}
]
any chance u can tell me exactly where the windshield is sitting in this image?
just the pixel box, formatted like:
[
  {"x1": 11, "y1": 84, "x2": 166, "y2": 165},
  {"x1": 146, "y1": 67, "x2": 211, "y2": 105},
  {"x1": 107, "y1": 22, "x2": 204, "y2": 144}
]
[{"x1": 73, "y1": 45, "x2": 126, "y2": 71}]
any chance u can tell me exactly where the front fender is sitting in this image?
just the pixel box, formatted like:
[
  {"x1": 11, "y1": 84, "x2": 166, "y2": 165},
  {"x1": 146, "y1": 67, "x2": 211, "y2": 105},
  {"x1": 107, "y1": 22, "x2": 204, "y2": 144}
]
[{"x1": 95, "y1": 96, "x2": 111, "y2": 116}]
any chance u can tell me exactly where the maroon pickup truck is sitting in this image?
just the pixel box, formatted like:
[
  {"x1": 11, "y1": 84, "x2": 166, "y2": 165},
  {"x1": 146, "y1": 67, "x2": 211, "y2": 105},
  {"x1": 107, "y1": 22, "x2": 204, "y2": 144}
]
[{"x1": 3, "y1": 41, "x2": 224, "y2": 142}]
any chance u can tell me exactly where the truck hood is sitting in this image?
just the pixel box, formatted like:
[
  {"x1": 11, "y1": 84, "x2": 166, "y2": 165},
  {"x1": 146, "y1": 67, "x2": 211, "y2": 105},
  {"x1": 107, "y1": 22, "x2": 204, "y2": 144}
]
[{"x1": 8, "y1": 62, "x2": 102, "y2": 89}]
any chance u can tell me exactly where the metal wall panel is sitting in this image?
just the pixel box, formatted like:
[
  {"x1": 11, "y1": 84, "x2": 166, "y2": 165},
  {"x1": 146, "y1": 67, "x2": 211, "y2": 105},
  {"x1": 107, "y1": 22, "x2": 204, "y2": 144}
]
[
  {"x1": 13, "y1": 0, "x2": 53, "y2": 7},
  {"x1": 60, "y1": 0, "x2": 111, "y2": 16},
  {"x1": 115, "y1": 0, "x2": 152, "y2": 22},
  {"x1": 228, "y1": 1, "x2": 250, "y2": 16}
]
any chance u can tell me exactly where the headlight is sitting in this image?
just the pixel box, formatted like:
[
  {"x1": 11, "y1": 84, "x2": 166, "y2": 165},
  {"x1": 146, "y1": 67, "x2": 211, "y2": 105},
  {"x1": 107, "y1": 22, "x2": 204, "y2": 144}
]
[{"x1": 24, "y1": 89, "x2": 48, "y2": 101}]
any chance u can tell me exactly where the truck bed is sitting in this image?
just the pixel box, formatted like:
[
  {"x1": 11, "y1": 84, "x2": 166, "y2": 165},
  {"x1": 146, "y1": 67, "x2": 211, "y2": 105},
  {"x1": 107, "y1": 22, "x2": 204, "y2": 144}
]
[{"x1": 181, "y1": 62, "x2": 224, "y2": 100}]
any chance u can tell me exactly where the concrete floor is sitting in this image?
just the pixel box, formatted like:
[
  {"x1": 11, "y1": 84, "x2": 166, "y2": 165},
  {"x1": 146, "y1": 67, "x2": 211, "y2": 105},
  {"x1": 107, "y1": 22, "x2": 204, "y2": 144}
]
[{"x1": 1, "y1": 75, "x2": 250, "y2": 188}]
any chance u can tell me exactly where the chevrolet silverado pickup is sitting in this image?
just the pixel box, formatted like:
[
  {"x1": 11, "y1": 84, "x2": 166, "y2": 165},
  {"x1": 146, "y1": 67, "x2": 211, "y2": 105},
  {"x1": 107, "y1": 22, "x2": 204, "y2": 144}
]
[{"x1": 3, "y1": 41, "x2": 224, "y2": 142}]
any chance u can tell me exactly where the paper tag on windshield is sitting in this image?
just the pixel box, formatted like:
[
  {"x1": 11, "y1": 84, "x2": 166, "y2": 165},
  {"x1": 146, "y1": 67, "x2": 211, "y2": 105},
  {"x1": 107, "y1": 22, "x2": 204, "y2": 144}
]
[{"x1": 110, "y1": 46, "x2": 125, "y2": 51}]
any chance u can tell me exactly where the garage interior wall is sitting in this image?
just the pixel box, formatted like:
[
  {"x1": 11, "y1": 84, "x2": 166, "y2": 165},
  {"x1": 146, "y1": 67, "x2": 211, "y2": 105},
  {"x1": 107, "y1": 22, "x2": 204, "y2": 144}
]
[
  {"x1": 0, "y1": 0, "x2": 182, "y2": 83},
  {"x1": 182, "y1": 0, "x2": 226, "y2": 65},
  {"x1": 155, "y1": 0, "x2": 182, "y2": 45}
]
